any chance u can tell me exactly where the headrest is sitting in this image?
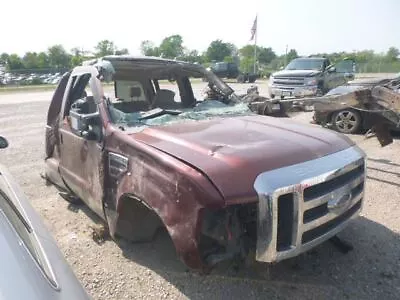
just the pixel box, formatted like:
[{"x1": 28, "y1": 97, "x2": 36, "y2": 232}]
[
  {"x1": 130, "y1": 86, "x2": 142, "y2": 98},
  {"x1": 152, "y1": 89, "x2": 176, "y2": 109}
]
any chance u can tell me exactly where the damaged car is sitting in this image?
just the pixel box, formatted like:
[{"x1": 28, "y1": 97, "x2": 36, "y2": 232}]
[
  {"x1": 313, "y1": 73, "x2": 400, "y2": 134},
  {"x1": 44, "y1": 56, "x2": 366, "y2": 272}
]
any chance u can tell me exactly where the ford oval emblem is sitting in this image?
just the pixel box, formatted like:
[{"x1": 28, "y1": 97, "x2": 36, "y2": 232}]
[{"x1": 328, "y1": 192, "x2": 352, "y2": 213}]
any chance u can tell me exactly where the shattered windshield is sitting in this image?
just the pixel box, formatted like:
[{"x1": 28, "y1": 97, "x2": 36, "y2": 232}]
[
  {"x1": 102, "y1": 61, "x2": 251, "y2": 131},
  {"x1": 109, "y1": 99, "x2": 253, "y2": 130},
  {"x1": 285, "y1": 59, "x2": 324, "y2": 71}
]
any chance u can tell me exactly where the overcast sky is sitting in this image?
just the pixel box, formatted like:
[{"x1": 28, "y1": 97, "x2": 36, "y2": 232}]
[{"x1": 2, "y1": 0, "x2": 399, "y2": 56}]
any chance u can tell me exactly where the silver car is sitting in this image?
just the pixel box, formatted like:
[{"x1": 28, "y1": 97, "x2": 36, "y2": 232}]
[{"x1": 0, "y1": 136, "x2": 90, "y2": 299}]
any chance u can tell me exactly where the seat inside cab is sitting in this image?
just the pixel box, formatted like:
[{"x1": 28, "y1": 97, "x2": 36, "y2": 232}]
[
  {"x1": 110, "y1": 76, "x2": 196, "y2": 113},
  {"x1": 112, "y1": 85, "x2": 150, "y2": 113}
]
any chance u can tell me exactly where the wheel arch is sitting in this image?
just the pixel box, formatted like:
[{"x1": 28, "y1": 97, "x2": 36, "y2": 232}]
[{"x1": 113, "y1": 193, "x2": 165, "y2": 242}]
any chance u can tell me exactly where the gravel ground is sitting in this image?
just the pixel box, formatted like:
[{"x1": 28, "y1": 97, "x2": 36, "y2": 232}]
[{"x1": 0, "y1": 82, "x2": 399, "y2": 300}]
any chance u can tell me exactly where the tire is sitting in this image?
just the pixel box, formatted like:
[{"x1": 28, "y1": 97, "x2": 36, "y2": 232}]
[
  {"x1": 331, "y1": 109, "x2": 362, "y2": 134},
  {"x1": 248, "y1": 76, "x2": 257, "y2": 83},
  {"x1": 237, "y1": 75, "x2": 245, "y2": 83}
]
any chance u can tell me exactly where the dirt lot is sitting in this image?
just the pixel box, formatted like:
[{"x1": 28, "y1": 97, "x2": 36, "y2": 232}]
[{"x1": 0, "y1": 82, "x2": 399, "y2": 300}]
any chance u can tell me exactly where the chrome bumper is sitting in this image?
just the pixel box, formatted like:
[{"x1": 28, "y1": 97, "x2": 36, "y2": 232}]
[
  {"x1": 270, "y1": 85, "x2": 318, "y2": 98},
  {"x1": 254, "y1": 146, "x2": 366, "y2": 263}
]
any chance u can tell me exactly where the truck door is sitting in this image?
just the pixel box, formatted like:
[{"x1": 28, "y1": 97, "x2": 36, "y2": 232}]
[
  {"x1": 323, "y1": 59, "x2": 337, "y2": 91},
  {"x1": 335, "y1": 58, "x2": 356, "y2": 86},
  {"x1": 327, "y1": 59, "x2": 356, "y2": 90},
  {"x1": 58, "y1": 67, "x2": 105, "y2": 218}
]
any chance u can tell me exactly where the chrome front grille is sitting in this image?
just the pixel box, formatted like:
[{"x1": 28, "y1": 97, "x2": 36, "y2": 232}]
[
  {"x1": 254, "y1": 146, "x2": 366, "y2": 263},
  {"x1": 273, "y1": 76, "x2": 305, "y2": 86}
]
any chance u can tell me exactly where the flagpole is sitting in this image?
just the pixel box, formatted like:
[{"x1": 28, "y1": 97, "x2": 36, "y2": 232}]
[{"x1": 253, "y1": 15, "x2": 257, "y2": 74}]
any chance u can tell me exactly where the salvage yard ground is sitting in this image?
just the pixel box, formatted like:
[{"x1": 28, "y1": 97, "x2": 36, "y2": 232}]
[{"x1": 0, "y1": 82, "x2": 399, "y2": 300}]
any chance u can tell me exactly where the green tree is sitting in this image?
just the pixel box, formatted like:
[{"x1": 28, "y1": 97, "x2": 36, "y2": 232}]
[
  {"x1": 37, "y1": 52, "x2": 50, "y2": 69},
  {"x1": 258, "y1": 47, "x2": 276, "y2": 64},
  {"x1": 48, "y1": 45, "x2": 71, "y2": 68},
  {"x1": 239, "y1": 45, "x2": 255, "y2": 57},
  {"x1": 0, "y1": 53, "x2": 9, "y2": 64},
  {"x1": 158, "y1": 35, "x2": 184, "y2": 58},
  {"x1": 239, "y1": 45, "x2": 276, "y2": 65},
  {"x1": 180, "y1": 49, "x2": 204, "y2": 63},
  {"x1": 70, "y1": 48, "x2": 83, "y2": 67},
  {"x1": 95, "y1": 40, "x2": 116, "y2": 57},
  {"x1": 22, "y1": 52, "x2": 39, "y2": 69},
  {"x1": 115, "y1": 48, "x2": 129, "y2": 55},
  {"x1": 223, "y1": 56, "x2": 234, "y2": 63},
  {"x1": 240, "y1": 56, "x2": 255, "y2": 72},
  {"x1": 286, "y1": 49, "x2": 299, "y2": 64},
  {"x1": 385, "y1": 47, "x2": 399, "y2": 62},
  {"x1": 270, "y1": 57, "x2": 285, "y2": 70},
  {"x1": 140, "y1": 40, "x2": 160, "y2": 56},
  {"x1": 206, "y1": 40, "x2": 234, "y2": 62},
  {"x1": 354, "y1": 50, "x2": 375, "y2": 63},
  {"x1": 6, "y1": 54, "x2": 24, "y2": 70}
]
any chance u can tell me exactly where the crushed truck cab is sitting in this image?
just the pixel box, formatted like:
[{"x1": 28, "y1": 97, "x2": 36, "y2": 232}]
[{"x1": 44, "y1": 55, "x2": 366, "y2": 271}]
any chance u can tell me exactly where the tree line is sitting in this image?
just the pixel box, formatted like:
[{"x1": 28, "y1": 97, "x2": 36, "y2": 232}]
[
  {"x1": 1, "y1": 35, "x2": 400, "y2": 74},
  {"x1": 0, "y1": 40, "x2": 128, "y2": 73}
]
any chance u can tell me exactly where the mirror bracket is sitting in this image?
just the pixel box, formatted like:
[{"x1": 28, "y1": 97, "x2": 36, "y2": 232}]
[
  {"x1": 70, "y1": 110, "x2": 100, "y2": 137},
  {"x1": 81, "y1": 129, "x2": 98, "y2": 141}
]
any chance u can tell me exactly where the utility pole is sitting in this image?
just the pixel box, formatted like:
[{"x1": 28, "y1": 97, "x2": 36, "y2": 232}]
[
  {"x1": 250, "y1": 15, "x2": 258, "y2": 74},
  {"x1": 253, "y1": 21, "x2": 257, "y2": 74},
  {"x1": 285, "y1": 44, "x2": 288, "y2": 66}
]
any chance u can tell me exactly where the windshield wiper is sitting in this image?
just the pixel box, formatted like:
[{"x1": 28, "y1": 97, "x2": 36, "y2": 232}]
[{"x1": 139, "y1": 108, "x2": 182, "y2": 120}]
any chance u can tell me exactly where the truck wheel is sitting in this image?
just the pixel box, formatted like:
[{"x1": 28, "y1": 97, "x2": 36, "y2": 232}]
[
  {"x1": 237, "y1": 75, "x2": 245, "y2": 83},
  {"x1": 331, "y1": 109, "x2": 362, "y2": 134}
]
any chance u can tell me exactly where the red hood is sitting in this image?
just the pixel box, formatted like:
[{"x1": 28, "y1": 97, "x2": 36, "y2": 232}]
[{"x1": 132, "y1": 115, "x2": 354, "y2": 204}]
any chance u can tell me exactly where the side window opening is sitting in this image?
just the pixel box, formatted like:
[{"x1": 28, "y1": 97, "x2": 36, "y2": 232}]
[
  {"x1": 157, "y1": 76, "x2": 197, "y2": 108},
  {"x1": 64, "y1": 73, "x2": 102, "y2": 139},
  {"x1": 64, "y1": 73, "x2": 93, "y2": 117}
]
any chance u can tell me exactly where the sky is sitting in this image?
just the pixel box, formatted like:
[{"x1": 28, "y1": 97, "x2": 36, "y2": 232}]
[{"x1": 2, "y1": 0, "x2": 400, "y2": 56}]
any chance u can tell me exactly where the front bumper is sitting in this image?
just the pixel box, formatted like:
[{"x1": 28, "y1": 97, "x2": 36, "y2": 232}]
[
  {"x1": 254, "y1": 146, "x2": 366, "y2": 263},
  {"x1": 270, "y1": 85, "x2": 318, "y2": 98}
]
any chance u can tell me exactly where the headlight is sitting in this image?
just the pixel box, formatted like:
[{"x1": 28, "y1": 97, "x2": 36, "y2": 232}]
[{"x1": 304, "y1": 77, "x2": 317, "y2": 85}]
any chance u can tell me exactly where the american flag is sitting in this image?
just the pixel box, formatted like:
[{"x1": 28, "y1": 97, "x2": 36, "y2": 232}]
[{"x1": 250, "y1": 16, "x2": 257, "y2": 41}]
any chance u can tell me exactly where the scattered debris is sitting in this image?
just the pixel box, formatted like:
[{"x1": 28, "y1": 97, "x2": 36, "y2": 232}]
[{"x1": 88, "y1": 224, "x2": 109, "y2": 244}]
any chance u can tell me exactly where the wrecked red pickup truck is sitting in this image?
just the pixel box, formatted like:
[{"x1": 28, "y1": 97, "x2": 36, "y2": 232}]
[{"x1": 44, "y1": 56, "x2": 366, "y2": 271}]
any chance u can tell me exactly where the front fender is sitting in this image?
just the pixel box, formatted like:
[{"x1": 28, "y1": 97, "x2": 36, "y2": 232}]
[{"x1": 104, "y1": 129, "x2": 224, "y2": 270}]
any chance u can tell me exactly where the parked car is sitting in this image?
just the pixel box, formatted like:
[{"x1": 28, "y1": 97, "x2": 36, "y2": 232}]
[
  {"x1": 269, "y1": 57, "x2": 355, "y2": 99},
  {"x1": 44, "y1": 56, "x2": 366, "y2": 272},
  {"x1": 313, "y1": 73, "x2": 400, "y2": 134},
  {"x1": 207, "y1": 62, "x2": 257, "y2": 83},
  {"x1": 0, "y1": 136, "x2": 90, "y2": 299}
]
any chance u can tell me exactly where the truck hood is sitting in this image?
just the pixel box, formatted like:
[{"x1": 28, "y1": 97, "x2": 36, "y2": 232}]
[
  {"x1": 132, "y1": 115, "x2": 353, "y2": 203},
  {"x1": 272, "y1": 69, "x2": 321, "y2": 77}
]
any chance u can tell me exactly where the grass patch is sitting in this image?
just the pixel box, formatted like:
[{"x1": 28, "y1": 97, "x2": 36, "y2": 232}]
[{"x1": 0, "y1": 84, "x2": 58, "y2": 93}]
